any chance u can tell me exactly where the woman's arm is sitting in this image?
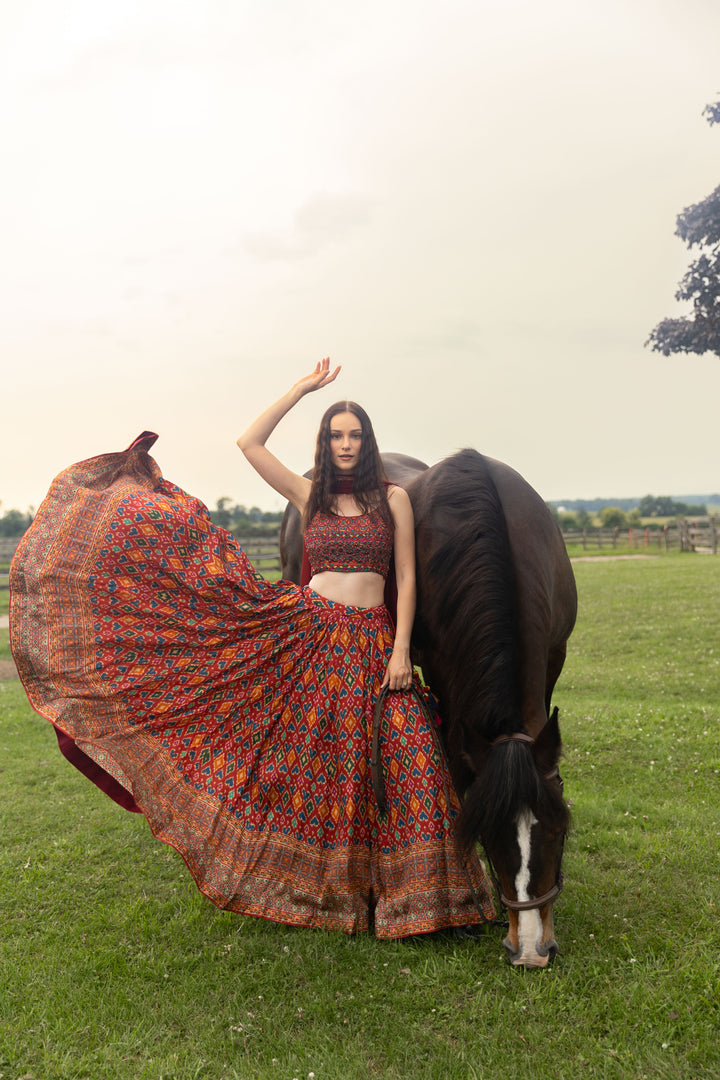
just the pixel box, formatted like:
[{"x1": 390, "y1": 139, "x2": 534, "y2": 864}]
[
  {"x1": 237, "y1": 358, "x2": 340, "y2": 511},
  {"x1": 382, "y1": 486, "x2": 416, "y2": 691}
]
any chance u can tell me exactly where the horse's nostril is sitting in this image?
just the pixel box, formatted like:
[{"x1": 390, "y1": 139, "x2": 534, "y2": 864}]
[{"x1": 535, "y1": 941, "x2": 559, "y2": 963}]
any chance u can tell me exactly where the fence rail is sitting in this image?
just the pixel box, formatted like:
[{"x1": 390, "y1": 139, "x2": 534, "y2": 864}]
[
  {"x1": 0, "y1": 532, "x2": 284, "y2": 591},
  {"x1": 0, "y1": 538, "x2": 20, "y2": 562},
  {"x1": 2, "y1": 516, "x2": 718, "y2": 591},
  {"x1": 235, "y1": 534, "x2": 282, "y2": 575},
  {"x1": 562, "y1": 517, "x2": 719, "y2": 554}
]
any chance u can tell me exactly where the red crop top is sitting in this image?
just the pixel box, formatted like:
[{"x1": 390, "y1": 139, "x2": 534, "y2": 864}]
[{"x1": 303, "y1": 509, "x2": 394, "y2": 579}]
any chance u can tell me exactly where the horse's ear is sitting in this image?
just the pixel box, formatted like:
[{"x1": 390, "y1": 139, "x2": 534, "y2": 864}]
[{"x1": 532, "y1": 706, "x2": 562, "y2": 775}]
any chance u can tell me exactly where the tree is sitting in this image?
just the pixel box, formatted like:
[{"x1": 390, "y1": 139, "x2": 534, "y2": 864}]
[
  {"x1": 599, "y1": 506, "x2": 627, "y2": 529},
  {"x1": 647, "y1": 102, "x2": 720, "y2": 357},
  {"x1": 638, "y1": 494, "x2": 707, "y2": 517},
  {"x1": 212, "y1": 497, "x2": 232, "y2": 529},
  {"x1": 0, "y1": 508, "x2": 33, "y2": 537},
  {"x1": 208, "y1": 498, "x2": 284, "y2": 534}
]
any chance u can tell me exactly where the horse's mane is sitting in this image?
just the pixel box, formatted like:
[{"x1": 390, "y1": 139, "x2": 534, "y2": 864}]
[
  {"x1": 458, "y1": 741, "x2": 569, "y2": 852},
  {"x1": 411, "y1": 448, "x2": 572, "y2": 859},
  {"x1": 413, "y1": 448, "x2": 522, "y2": 742}
]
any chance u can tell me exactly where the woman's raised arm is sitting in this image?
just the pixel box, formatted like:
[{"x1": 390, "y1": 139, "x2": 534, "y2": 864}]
[{"x1": 237, "y1": 358, "x2": 340, "y2": 510}]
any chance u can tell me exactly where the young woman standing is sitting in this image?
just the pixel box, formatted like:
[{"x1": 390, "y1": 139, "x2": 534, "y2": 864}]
[{"x1": 10, "y1": 359, "x2": 495, "y2": 936}]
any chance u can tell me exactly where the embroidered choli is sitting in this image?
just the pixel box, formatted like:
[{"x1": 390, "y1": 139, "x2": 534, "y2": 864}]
[{"x1": 304, "y1": 508, "x2": 394, "y2": 578}]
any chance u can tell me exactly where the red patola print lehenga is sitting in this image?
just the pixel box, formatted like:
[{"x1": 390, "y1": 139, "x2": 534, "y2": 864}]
[{"x1": 10, "y1": 433, "x2": 495, "y2": 937}]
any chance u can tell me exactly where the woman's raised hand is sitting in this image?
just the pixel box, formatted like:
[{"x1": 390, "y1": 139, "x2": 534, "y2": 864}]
[{"x1": 292, "y1": 357, "x2": 341, "y2": 397}]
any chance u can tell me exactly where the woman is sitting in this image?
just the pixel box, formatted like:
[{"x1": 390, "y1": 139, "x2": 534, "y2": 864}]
[
  {"x1": 10, "y1": 359, "x2": 495, "y2": 937},
  {"x1": 236, "y1": 358, "x2": 414, "y2": 693}
]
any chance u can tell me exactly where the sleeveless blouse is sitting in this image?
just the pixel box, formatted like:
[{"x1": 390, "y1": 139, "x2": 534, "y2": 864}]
[{"x1": 304, "y1": 508, "x2": 394, "y2": 578}]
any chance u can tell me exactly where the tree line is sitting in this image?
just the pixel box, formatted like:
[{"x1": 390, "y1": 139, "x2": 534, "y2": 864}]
[
  {"x1": 208, "y1": 498, "x2": 284, "y2": 534},
  {"x1": 4, "y1": 493, "x2": 709, "y2": 543},
  {"x1": 0, "y1": 508, "x2": 34, "y2": 537},
  {"x1": 0, "y1": 500, "x2": 285, "y2": 540},
  {"x1": 549, "y1": 495, "x2": 710, "y2": 532}
]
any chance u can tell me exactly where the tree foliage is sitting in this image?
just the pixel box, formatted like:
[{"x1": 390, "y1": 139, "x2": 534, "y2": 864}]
[
  {"x1": 638, "y1": 495, "x2": 707, "y2": 518},
  {"x1": 599, "y1": 506, "x2": 627, "y2": 529},
  {"x1": 647, "y1": 101, "x2": 720, "y2": 357},
  {"x1": 209, "y1": 498, "x2": 283, "y2": 535},
  {"x1": 0, "y1": 508, "x2": 34, "y2": 537}
]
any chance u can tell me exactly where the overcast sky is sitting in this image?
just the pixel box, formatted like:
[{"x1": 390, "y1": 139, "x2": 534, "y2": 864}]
[{"x1": 2, "y1": 0, "x2": 720, "y2": 515}]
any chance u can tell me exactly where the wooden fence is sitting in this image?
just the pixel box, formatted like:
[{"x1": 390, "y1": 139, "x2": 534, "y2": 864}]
[
  {"x1": 236, "y1": 534, "x2": 282, "y2": 575},
  {"x1": 3, "y1": 516, "x2": 719, "y2": 593},
  {"x1": 0, "y1": 538, "x2": 20, "y2": 563},
  {"x1": 0, "y1": 538, "x2": 19, "y2": 592},
  {"x1": 0, "y1": 533, "x2": 284, "y2": 593},
  {"x1": 562, "y1": 517, "x2": 719, "y2": 554},
  {"x1": 677, "y1": 517, "x2": 719, "y2": 554},
  {"x1": 562, "y1": 526, "x2": 679, "y2": 552}
]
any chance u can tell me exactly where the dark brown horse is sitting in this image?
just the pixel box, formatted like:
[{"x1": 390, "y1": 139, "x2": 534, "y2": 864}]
[
  {"x1": 407, "y1": 449, "x2": 576, "y2": 967},
  {"x1": 279, "y1": 448, "x2": 576, "y2": 967}
]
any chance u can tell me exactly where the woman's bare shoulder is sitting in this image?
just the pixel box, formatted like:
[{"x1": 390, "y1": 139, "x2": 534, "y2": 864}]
[
  {"x1": 386, "y1": 484, "x2": 410, "y2": 504},
  {"x1": 386, "y1": 485, "x2": 413, "y2": 528}
]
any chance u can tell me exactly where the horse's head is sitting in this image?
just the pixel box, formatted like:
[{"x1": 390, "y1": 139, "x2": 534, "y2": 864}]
[{"x1": 458, "y1": 708, "x2": 569, "y2": 968}]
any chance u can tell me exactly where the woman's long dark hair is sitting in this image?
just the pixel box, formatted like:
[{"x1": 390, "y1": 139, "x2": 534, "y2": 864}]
[{"x1": 302, "y1": 401, "x2": 392, "y2": 527}]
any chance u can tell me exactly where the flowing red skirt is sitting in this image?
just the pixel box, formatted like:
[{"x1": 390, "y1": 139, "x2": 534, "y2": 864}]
[{"x1": 10, "y1": 434, "x2": 495, "y2": 937}]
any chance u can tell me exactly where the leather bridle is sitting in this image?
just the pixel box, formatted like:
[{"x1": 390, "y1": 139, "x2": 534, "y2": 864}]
[{"x1": 485, "y1": 730, "x2": 566, "y2": 914}]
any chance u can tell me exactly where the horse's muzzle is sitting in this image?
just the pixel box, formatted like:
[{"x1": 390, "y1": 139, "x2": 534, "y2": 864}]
[{"x1": 503, "y1": 935, "x2": 559, "y2": 968}]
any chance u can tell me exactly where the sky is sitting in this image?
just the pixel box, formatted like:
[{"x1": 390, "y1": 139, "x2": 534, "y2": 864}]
[{"x1": 2, "y1": 0, "x2": 720, "y2": 515}]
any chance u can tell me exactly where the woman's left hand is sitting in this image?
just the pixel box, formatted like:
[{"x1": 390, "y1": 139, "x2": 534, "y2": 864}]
[{"x1": 382, "y1": 648, "x2": 413, "y2": 691}]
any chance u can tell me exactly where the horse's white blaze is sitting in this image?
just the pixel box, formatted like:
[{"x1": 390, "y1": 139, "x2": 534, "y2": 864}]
[{"x1": 515, "y1": 809, "x2": 543, "y2": 961}]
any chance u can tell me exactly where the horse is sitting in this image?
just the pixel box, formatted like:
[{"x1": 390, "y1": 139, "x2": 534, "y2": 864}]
[{"x1": 279, "y1": 448, "x2": 577, "y2": 967}]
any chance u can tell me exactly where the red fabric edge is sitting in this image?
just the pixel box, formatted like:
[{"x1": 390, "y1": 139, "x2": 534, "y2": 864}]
[{"x1": 54, "y1": 726, "x2": 142, "y2": 813}]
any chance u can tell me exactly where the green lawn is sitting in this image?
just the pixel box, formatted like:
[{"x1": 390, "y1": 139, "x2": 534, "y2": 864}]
[{"x1": 1, "y1": 556, "x2": 719, "y2": 1079}]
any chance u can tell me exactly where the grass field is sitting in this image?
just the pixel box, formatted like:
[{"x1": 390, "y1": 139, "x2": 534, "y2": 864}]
[{"x1": 1, "y1": 555, "x2": 719, "y2": 1079}]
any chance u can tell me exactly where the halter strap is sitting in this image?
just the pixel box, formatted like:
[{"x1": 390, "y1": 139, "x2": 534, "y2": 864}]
[
  {"x1": 486, "y1": 728, "x2": 566, "y2": 913},
  {"x1": 498, "y1": 876, "x2": 564, "y2": 912},
  {"x1": 490, "y1": 731, "x2": 534, "y2": 746}
]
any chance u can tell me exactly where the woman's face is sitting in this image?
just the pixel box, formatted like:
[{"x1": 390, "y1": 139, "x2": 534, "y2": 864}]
[{"x1": 328, "y1": 411, "x2": 362, "y2": 473}]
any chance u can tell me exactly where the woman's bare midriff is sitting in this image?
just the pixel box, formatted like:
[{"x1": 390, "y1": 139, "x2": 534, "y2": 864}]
[{"x1": 308, "y1": 570, "x2": 385, "y2": 609}]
